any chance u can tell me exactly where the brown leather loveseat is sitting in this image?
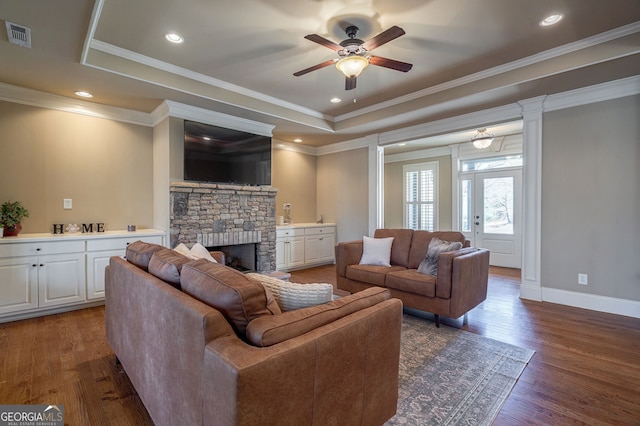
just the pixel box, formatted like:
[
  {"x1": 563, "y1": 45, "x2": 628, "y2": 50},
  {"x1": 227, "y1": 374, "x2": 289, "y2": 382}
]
[
  {"x1": 106, "y1": 241, "x2": 402, "y2": 426},
  {"x1": 336, "y1": 229, "x2": 490, "y2": 326}
]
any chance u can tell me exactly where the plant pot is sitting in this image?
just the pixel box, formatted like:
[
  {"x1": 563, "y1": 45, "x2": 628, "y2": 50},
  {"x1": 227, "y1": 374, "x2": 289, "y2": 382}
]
[{"x1": 3, "y1": 223, "x2": 22, "y2": 237}]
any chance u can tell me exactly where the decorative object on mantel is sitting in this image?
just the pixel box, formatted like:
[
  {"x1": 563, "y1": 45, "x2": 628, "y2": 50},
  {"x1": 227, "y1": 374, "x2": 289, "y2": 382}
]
[
  {"x1": 1, "y1": 200, "x2": 30, "y2": 237},
  {"x1": 471, "y1": 128, "x2": 495, "y2": 149},
  {"x1": 65, "y1": 223, "x2": 81, "y2": 233},
  {"x1": 127, "y1": 225, "x2": 136, "y2": 232},
  {"x1": 283, "y1": 203, "x2": 293, "y2": 224}
]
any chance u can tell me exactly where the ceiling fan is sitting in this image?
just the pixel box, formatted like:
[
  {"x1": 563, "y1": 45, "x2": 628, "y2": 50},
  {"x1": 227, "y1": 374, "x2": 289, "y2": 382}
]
[{"x1": 294, "y1": 25, "x2": 412, "y2": 90}]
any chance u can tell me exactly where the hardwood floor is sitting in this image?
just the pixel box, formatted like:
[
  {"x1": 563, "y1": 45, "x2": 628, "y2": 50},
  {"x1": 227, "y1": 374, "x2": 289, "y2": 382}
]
[{"x1": 1, "y1": 265, "x2": 638, "y2": 425}]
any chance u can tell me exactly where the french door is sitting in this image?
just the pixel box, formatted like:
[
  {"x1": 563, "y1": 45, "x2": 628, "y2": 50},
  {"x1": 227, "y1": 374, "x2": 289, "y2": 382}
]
[{"x1": 460, "y1": 169, "x2": 522, "y2": 268}]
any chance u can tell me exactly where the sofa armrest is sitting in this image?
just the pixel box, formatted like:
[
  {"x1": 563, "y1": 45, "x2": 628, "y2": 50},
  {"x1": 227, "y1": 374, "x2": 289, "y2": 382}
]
[
  {"x1": 335, "y1": 240, "x2": 363, "y2": 277},
  {"x1": 449, "y1": 248, "x2": 490, "y2": 317},
  {"x1": 209, "y1": 250, "x2": 225, "y2": 264},
  {"x1": 203, "y1": 297, "x2": 403, "y2": 426},
  {"x1": 435, "y1": 247, "x2": 488, "y2": 299}
]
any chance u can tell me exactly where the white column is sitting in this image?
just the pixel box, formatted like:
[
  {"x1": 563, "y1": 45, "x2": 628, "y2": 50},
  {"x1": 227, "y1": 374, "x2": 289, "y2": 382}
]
[
  {"x1": 367, "y1": 135, "x2": 383, "y2": 235},
  {"x1": 449, "y1": 144, "x2": 460, "y2": 231},
  {"x1": 518, "y1": 96, "x2": 546, "y2": 301}
]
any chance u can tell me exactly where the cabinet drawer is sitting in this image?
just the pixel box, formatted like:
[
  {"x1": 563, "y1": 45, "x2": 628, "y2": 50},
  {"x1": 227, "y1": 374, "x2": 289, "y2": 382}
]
[
  {"x1": 0, "y1": 240, "x2": 85, "y2": 257},
  {"x1": 276, "y1": 228, "x2": 305, "y2": 238},
  {"x1": 304, "y1": 226, "x2": 335, "y2": 236},
  {"x1": 86, "y1": 235, "x2": 163, "y2": 252}
]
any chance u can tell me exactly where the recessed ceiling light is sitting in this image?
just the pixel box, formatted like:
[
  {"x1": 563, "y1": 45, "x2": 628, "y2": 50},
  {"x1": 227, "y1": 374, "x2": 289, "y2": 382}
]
[
  {"x1": 330, "y1": 97, "x2": 342, "y2": 103},
  {"x1": 540, "y1": 14, "x2": 563, "y2": 27},
  {"x1": 74, "y1": 91, "x2": 93, "y2": 98},
  {"x1": 293, "y1": 138, "x2": 302, "y2": 143},
  {"x1": 203, "y1": 136, "x2": 211, "y2": 141},
  {"x1": 397, "y1": 143, "x2": 406, "y2": 146},
  {"x1": 165, "y1": 33, "x2": 184, "y2": 43}
]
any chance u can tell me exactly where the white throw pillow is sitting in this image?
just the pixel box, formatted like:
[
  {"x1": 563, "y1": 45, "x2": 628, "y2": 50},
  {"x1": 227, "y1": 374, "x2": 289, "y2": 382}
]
[
  {"x1": 173, "y1": 242, "x2": 218, "y2": 263},
  {"x1": 189, "y1": 243, "x2": 218, "y2": 263},
  {"x1": 246, "y1": 273, "x2": 334, "y2": 312},
  {"x1": 173, "y1": 243, "x2": 191, "y2": 258},
  {"x1": 359, "y1": 236, "x2": 394, "y2": 267}
]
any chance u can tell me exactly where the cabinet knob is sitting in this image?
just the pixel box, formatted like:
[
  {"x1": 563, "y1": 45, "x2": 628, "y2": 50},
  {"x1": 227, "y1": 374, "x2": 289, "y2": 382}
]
[
  {"x1": 32, "y1": 264, "x2": 37, "y2": 267},
  {"x1": 40, "y1": 264, "x2": 44, "y2": 267},
  {"x1": 36, "y1": 248, "x2": 41, "y2": 251}
]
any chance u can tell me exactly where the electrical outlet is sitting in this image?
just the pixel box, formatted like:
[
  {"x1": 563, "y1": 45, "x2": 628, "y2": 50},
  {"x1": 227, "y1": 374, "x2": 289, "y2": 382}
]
[
  {"x1": 578, "y1": 273, "x2": 588, "y2": 285},
  {"x1": 63, "y1": 199, "x2": 72, "y2": 210}
]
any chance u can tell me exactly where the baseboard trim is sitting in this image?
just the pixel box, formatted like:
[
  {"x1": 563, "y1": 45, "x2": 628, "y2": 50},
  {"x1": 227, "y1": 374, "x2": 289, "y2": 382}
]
[
  {"x1": 519, "y1": 283, "x2": 542, "y2": 301},
  {"x1": 541, "y1": 287, "x2": 640, "y2": 319}
]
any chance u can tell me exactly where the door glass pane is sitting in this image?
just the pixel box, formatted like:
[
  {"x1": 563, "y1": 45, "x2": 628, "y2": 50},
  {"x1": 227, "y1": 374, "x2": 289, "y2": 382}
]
[
  {"x1": 483, "y1": 177, "x2": 514, "y2": 234},
  {"x1": 462, "y1": 155, "x2": 522, "y2": 171},
  {"x1": 461, "y1": 179, "x2": 471, "y2": 232}
]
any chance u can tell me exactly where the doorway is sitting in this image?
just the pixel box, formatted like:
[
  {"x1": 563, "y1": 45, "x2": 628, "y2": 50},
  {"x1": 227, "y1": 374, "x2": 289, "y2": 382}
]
[{"x1": 459, "y1": 157, "x2": 522, "y2": 268}]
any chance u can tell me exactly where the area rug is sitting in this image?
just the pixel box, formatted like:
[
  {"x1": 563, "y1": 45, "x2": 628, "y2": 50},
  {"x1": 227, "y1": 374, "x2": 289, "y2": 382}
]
[{"x1": 386, "y1": 315, "x2": 535, "y2": 425}]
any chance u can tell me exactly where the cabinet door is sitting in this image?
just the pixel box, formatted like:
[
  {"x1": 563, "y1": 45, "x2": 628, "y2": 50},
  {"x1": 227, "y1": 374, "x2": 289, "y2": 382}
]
[
  {"x1": 86, "y1": 250, "x2": 122, "y2": 300},
  {"x1": 288, "y1": 236, "x2": 306, "y2": 268},
  {"x1": 320, "y1": 234, "x2": 336, "y2": 262},
  {"x1": 38, "y1": 252, "x2": 86, "y2": 308},
  {"x1": 275, "y1": 238, "x2": 287, "y2": 270},
  {"x1": 0, "y1": 257, "x2": 38, "y2": 315},
  {"x1": 304, "y1": 236, "x2": 322, "y2": 263}
]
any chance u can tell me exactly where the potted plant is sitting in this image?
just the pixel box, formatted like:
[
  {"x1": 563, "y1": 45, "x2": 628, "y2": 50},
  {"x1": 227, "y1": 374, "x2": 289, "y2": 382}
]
[{"x1": 1, "y1": 201, "x2": 30, "y2": 237}]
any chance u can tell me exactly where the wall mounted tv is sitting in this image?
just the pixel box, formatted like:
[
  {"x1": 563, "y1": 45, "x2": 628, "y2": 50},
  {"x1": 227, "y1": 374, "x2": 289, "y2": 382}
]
[{"x1": 184, "y1": 120, "x2": 272, "y2": 186}]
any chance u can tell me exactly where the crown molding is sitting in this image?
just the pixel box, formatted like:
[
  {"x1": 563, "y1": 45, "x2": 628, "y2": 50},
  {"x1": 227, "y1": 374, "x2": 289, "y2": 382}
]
[
  {"x1": 335, "y1": 21, "x2": 640, "y2": 123},
  {"x1": 152, "y1": 100, "x2": 275, "y2": 136},
  {"x1": 384, "y1": 146, "x2": 451, "y2": 163},
  {"x1": 0, "y1": 82, "x2": 153, "y2": 126},
  {"x1": 316, "y1": 134, "x2": 378, "y2": 156},
  {"x1": 543, "y1": 75, "x2": 640, "y2": 112},
  {"x1": 272, "y1": 141, "x2": 318, "y2": 156}
]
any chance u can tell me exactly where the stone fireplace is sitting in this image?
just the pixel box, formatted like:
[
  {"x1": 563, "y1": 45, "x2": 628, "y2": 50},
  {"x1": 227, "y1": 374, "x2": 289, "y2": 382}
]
[{"x1": 169, "y1": 182, "x2": 277, "y2": 272}]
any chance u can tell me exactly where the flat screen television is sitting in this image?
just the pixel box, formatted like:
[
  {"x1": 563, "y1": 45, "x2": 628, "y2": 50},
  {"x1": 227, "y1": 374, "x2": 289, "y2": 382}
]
[{"x1": 184, "y1": 120, "x2": 272, "y2": 186}]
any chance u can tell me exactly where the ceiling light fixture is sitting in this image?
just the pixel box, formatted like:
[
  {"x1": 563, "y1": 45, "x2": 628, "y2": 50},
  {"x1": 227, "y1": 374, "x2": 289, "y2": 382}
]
[
  {"x1": 330, "y1": 97, "x2": 342, "y2": 103},
  {"x1": 164, "y1": 33, "x2": 184, "y2": 43},
  {"x1": 74, "y1": 91, "x2": 93, "y2": 98},
  {"x1": 471, "y1": 128, "x2": 495, "y2": 149},
  {"x1": 540, "y1": 14, "x2": 563, "y2": 27},
  {"x1": 293, "y1": 138, "x2": 302, "y2": 143},
  {"x1": 335, "y1": 55, "x2": 369, "y2": 78}
]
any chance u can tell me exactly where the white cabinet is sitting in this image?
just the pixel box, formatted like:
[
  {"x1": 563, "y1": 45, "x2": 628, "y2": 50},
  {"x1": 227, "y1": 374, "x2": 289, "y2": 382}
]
[
  {"x1": 275, "y1": 228, "x2": 305, "y2": 271},
  {"x1": 0, "y1": 240, "x2": 85, "y2": 314},
  {"x1": 304, "y1": 226, "x2": 336, "y2": 265},
  {"x1": 0, "y1": 229, "x2": 165, "y2": 321},
  {"x1": 86, "y1": 235, "x2": 163, "y2": 300},
  {"x1": 276, "y1": 224, "x2": 336, "y2": 271}
]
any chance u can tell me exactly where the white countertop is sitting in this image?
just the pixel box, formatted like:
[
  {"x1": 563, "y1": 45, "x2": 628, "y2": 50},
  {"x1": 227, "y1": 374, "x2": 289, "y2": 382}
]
[
  {"x1": 276, "y1": 222, "x2": 335, "y2": 229},
  {"x1": 0, "y1": 228, "x2": 165, "y2": 244}
]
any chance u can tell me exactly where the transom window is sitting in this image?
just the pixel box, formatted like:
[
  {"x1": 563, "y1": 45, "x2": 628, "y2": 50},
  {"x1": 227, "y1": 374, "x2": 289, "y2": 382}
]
[
  {"x1": 403, "y1": 162, "x2": 438, "y2": 231},
  {"x1": 461, "y1": 154, "x2": 523, "y2": 172}
]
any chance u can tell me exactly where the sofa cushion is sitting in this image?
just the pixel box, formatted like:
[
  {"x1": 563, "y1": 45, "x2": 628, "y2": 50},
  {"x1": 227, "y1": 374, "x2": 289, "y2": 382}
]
[
  {"x1": 385, "y1": 269, "x2": 436, "y2": 297},
  {"x1": 148, "y1": 248, "x2": 192, "y2": 288},
  {"x1": 346, "y1": 264, "x2": 406, "y2": 287},
  {"x1": 245, "y1": 287, "x2": 391, "y2": 347},
  {"x1": 180, "y1": 259, "x2": 281, "y2": 336},
  {"x1": 374, "y1": 229, "x2": 414, "y2": 267},
  {"x1": 417, "y1": 237, "x2": 463, "y2": 276},
  {"x1": 359, "y1": 236, "x2": 394, "y2": 267},
  {"x1": 246, "y1": 273, "x2": 334, "y2": 312},
  {"x1": 126, "y1": 240, "x2": 165, "y2": 271}
]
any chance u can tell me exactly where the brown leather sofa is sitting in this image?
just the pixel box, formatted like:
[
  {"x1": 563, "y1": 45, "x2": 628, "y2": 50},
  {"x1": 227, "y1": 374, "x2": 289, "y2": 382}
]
[
  {"x1": 105, "y1": 241, "x2": 402, "y2": 426},
  {"x1": 336, "y1": 229, "x2": 490, "y2": 326}
]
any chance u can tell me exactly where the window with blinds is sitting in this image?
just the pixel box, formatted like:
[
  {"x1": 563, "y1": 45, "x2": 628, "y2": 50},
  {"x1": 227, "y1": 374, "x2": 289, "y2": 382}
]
[{"x1": 403, "y1": 162, "x2": 438, "y2": 231}]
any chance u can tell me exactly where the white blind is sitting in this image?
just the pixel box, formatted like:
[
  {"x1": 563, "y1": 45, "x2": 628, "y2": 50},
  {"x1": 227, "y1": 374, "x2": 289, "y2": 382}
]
[{"x1": 403, "y1": 162, "x2": 438, "y2": 231}]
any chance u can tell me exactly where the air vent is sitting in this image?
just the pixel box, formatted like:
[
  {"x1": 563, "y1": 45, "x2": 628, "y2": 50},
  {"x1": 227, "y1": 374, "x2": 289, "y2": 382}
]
[{"x1": 5, "y1": 21, "x2": 31, "y2": 48}]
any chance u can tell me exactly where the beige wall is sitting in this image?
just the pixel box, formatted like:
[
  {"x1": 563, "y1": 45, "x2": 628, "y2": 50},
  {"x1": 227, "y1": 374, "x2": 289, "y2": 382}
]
[
  {"x1": 317, "y1": 148, "x2": 369, "y2": 242},
  {"x1": 0, "y1": 101, "x2": 154, "y2": 233},
  {"x1": 541, "y1": 94, "x2": 640, "y2": 301},
  {"x1": 384, "y1": 154, "x2": 453, "y2": 230},
  {"x1": 271, "y1": 146, "x2": 317, "y2": 223}
]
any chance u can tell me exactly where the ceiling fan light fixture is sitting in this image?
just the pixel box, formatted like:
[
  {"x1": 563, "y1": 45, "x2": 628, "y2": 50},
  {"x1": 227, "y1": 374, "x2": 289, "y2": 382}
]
[
  {"x1": 540, "y1": 14, "x2": 563, "y2": 27},
  {"x1": 336, "y1": 55, "x2": 369, "y2": 78},
  {"x1": 471, "y1": 128, "x2": 495, "y2": 149}
]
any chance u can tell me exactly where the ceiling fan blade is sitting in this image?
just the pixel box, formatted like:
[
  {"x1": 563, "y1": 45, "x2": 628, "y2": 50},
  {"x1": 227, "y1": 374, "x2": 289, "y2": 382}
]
[
  {"x1": 345, "y1": 76, "x2": 356, "y2": 91},
  {"x1": 369, "y1": 56, "x2": 413, "y2": 72},
  {"x1": 362, "y1": 26, "x2": 405, "y2": 51},
  {"x1": 304, "y1": 34, "x2": 343, "y2": 51},
  {"x1": 293, "y1": 60, "x2": 336, "y2": 77}
]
